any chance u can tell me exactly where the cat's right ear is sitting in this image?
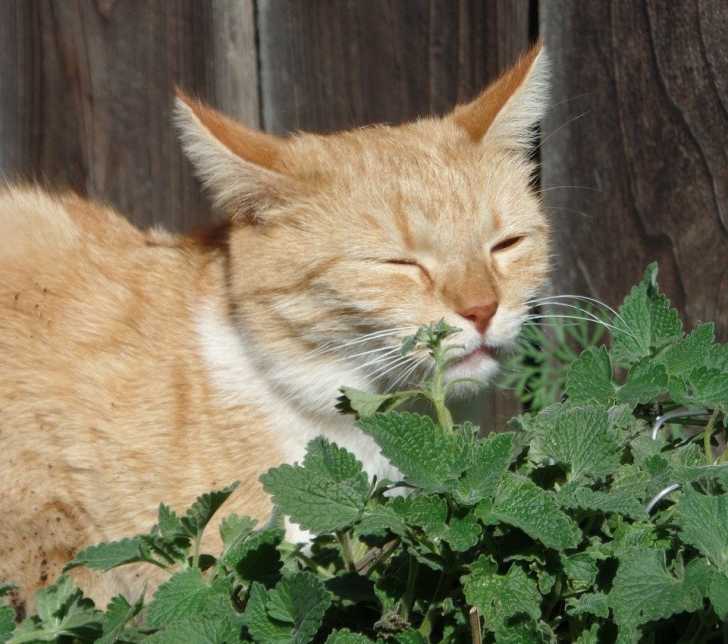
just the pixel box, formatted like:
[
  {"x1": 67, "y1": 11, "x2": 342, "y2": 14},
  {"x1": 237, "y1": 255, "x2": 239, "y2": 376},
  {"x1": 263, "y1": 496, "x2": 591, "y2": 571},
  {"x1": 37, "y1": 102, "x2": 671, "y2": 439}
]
[{"x1": 174, "y1": 90, "x2": 293, "y2": 222}]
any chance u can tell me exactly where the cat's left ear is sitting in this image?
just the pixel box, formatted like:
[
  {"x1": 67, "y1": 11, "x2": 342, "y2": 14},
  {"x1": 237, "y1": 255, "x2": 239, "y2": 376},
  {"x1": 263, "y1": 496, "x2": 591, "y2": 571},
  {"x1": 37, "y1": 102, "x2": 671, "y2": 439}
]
[
  {"x1": 174, "y1": 90, "x2": 295, "y2": 222},
  {"x1": 451, "y1": 42, "x2": 549, "y2": 150}
]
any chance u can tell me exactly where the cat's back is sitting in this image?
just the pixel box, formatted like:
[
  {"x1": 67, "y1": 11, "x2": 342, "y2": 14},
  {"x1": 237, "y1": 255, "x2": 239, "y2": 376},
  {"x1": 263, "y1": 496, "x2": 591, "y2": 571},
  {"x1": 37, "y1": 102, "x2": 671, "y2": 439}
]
[{"x1": 0, "y1": 186, "x2": 144, "y2": 263}]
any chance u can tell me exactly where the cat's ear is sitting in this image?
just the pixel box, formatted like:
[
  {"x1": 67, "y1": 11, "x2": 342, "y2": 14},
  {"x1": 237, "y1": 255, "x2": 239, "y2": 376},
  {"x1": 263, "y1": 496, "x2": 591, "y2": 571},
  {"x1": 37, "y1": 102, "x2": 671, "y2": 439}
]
[
  {"x1": 174, "y1": 90, "x2": 293, "y2": 221},
  {"x1": 451, "y1": 42, "x2": 549, "y2": 150}
]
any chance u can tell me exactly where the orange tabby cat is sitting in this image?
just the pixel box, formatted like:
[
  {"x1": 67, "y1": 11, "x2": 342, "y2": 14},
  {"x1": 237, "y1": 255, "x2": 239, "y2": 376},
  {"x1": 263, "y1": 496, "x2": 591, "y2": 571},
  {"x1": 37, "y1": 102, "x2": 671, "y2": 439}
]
[{"x1": 0, "y1": 44, "x2": 550, "y2": 611}]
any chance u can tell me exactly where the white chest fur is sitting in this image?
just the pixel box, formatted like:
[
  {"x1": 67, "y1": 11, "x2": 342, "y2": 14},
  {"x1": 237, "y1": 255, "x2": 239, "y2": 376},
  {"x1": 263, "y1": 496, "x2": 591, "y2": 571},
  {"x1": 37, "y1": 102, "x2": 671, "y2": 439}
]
[{"x1": 195, "y1": 303, "x2": 399, "y2": 484}]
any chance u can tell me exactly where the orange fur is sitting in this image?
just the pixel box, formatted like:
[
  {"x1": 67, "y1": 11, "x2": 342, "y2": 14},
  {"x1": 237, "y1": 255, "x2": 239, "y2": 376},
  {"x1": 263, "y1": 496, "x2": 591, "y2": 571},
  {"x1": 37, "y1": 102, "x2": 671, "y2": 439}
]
[{"x1": 0, "y1": 45, "x2": 551, "y2": 612}]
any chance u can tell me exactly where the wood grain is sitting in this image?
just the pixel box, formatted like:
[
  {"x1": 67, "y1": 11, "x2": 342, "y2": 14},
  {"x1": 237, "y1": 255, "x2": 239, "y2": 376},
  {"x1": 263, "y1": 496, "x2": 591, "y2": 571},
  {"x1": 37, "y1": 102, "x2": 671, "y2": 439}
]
[
  {"x1": 0, "y1": 0, "x2": 258, "y2": 231},
  {"x1": 257, "y1": 0, "x2": 533, "y2": 430},
  {"x1": 541, "y1": 0, "x2": 728, "y2": 337}
]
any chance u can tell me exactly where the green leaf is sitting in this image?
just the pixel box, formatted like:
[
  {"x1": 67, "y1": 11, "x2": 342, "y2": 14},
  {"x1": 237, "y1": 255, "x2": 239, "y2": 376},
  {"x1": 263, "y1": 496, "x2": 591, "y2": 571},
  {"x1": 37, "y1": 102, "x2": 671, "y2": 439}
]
[
  {"x1": 611, "y1": 263, "x2": 682, "y2": 367},
  {"x1": 97, "y1": 594, "x2": 144, "y2": 644},
  {"x1": 325, "y1": 630, "x2": 373, "y2": 643},
  {"x1": 534, "y1": 405, "x2": 620, "y2": 482},
  {"x1": 10, "y1": 576, "x2": 101, "y2": 643},
  {"x1": 453, "y1": 432, "x2": 513, "y2": 505},
  {"x1": 461, "y1": 556, "x2": 541, "y2": 632},
  {"x1": 337, "y1": 387, "x2": 393, "y2": 418},
  {"x1": 566, "y1": 592, "x2": 609, "y2": 618},
  {"x1": 671, "y1": 366, "x2": 728, "y2": 411},
  {"x1": 675, "y1": 487, "x2": 728, "y2": 572},
  {"x1": 573, "y1": 624, "x2": 601, "y2": 644},
  {"x1": 487, "y1": 474, "x2": 581, "y2": 551},
  {"x1": 617, "y1": 361, "x2": 669, "y2": 405},
  {"x1": 220, "y1": 513, "x2": 257, "y2": 549},
  {"x1": 708, "y1": 570, "x2": 728, "y2": 620},
  {"x1": 561, "y1": 553, "x2": 598, "y2": 590},
  {"x1": 0, "y1": 606, "x2": 15, "y2": 644},
  {"x1": 608, "y1": 549, "x2": 705, "y2": 629},
  {"x1": 261, "y1": 438, "x2": 370, "y2": 535},
  {"x1": 565, "y1": 346, "x2": 615, "y2": 404},
  {"x1": 158, "y1": 503, "x2": 187, "y2": 541},
  {"x1": 64, "y1": 538, "x2": 144, "y2": 572},
  {"x1": 557, "y1": 484, "x2": 647, "y2": 520},
  {"x1": 442, "y1": 513, "x2": 482, "y2": 552},
  {"x1": 656, "y1": 322, "x2": 714, "y2": 376},
  {"x1": 231, "y1": 528, "x2": 284, "y2": 585},
  {"x1": 145, "y1": 616, "x2": 241, "y2": 644},
  {"x1": 147, "y1": 569, "x2": 235, "y2": 629},
  {"x1": 392, "y1": 494, "x2": 447, "y2": 536},
  {"x1": 357, "y1": 413, "x2": 468, "y2": 492},
  {"x1": 181, "y1": 482, "x2": 239, "y2": 539},
  {"x1": 243, "y1": 573, "x2": 332, "y2": 644}
]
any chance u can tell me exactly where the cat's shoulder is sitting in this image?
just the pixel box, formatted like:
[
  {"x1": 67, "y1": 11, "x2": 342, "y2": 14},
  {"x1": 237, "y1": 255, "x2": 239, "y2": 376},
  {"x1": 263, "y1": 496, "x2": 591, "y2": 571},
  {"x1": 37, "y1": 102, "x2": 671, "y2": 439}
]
[{"x1": 0, "y1": 185, "x2": 157, "y2": 260}]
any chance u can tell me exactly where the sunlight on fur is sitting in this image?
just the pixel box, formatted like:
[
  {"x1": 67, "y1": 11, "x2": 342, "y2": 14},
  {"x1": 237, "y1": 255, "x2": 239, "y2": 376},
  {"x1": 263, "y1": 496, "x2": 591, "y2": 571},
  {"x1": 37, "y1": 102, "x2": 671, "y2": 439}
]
[{"x1": 0, "y1": 44, "x2": 550, "y2": 610}]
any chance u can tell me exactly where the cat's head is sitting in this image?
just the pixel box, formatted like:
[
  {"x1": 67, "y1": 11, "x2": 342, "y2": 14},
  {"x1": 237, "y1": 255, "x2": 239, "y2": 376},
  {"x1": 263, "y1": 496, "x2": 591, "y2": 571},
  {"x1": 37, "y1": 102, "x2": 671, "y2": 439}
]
[{"x1": 176, "y1": 44, "x2": 550, "y2": 413}]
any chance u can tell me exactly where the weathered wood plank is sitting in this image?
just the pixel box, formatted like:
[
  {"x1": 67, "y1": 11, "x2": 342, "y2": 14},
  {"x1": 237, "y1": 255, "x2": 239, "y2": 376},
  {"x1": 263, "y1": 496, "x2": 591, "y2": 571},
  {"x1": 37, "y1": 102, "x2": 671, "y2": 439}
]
[
  {"x1": 257, "y1": 0, "x2": 533, "y2": 430},
  {"x1": 0, "y1": 0, "x2": 258, "y2": 231},
  {"x1": 541, "y1": 0, "x2": 728, "y2": 337}
]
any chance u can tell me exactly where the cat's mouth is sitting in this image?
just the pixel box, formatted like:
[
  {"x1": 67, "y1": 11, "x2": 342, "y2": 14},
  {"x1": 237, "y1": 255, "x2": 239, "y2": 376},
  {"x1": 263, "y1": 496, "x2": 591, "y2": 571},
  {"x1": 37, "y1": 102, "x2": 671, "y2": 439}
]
[{"x1": 447, "y1": 343, "x2": 498, "y2": 369}]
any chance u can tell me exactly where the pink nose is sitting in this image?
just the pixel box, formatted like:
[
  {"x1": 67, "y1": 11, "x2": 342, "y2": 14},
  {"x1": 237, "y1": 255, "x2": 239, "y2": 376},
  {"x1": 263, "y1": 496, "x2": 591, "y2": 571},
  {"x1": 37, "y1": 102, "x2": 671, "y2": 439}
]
[{"x1": 459, "y1": 302, "x2": 498, "y2": 334}]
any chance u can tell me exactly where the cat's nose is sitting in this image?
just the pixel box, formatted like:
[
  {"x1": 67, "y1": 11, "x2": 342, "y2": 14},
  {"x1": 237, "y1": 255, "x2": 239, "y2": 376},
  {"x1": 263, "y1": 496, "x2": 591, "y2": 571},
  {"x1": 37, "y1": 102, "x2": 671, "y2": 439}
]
[{"x1": 459, "y1": 302, "x2": 498, "y2": 334}]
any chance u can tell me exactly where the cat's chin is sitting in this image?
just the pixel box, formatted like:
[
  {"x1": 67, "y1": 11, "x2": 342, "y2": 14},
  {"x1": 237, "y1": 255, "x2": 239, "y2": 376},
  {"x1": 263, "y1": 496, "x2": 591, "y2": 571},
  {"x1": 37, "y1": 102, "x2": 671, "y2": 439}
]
[{"x1": 443, "y1": 347, "x2": 501, "y2": 397}]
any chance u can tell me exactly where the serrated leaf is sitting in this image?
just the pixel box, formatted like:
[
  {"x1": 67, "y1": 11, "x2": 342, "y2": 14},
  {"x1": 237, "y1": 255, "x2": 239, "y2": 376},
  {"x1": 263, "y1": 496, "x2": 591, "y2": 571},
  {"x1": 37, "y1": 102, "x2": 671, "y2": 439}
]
[
  {"x1": 64, "y1": 538, "x2": 144, "y2": 572},
  {"x1": 261, "y1": 438, "x2": 369, "y2": 534},
  {"x1": 573, "y1": 624, "x2": 601, "y2": 644},
  {"x1": 337, "y1": 387, "x2": 393, "y2": 418},
  {"x1": 566, "y1": 592, "x2": 609, "y2": 618},
  {"x1": 453, "y1": 432, "x2": 513, "y2": 505},
  {"x1": 147, "y1": 569, "x2": 234, "y2": 629},
  {"x1": 488, "y1": 474, "x2": 581, "y2": 551},
  {"x1": 145, "y1": 616, "x2": 241, "y2": 644},
  {"x1": 357, "y1": 413, "x2": 468, "y2": 492},
  {"x1": 10, "y1": 576, "x2": 101, "y2": 643},
  {"x1": 617, "y1": 361, "x2": 668, "y2": 405},
  {"x1": 561, "y1": 553, "x2": 598, "y2": 590},
  {"x1": 461, "y1": 556, "x2": 541, "y2": 632},
  {"x1": 97, "y1": 594, "x2": 144, "y2": 644},
  {"x1": 611, "y1": 263, "x2": 682, "y2": 367},
  {"x1": 392, "y1": 494, "x2": 447, "y2": 535},
  {"x1": 656, "y1": 323, "x2": 714, "y2": 376},
  {"x1": 557, "y1": 484, "x2": 647, "y2": 520},
  {"x1": 158, "y1": 504, "x2": 186, "y2": 541},
  {"x1": 442, "y1": 513, "x2": 481, "y2": 552},
  {"x1": 672, "y1": 366, "x2": 728, "y2": 411},
  {"x1": 708, "y1": 570, "x2": 728, "y2": 619},
  {"x1": 243, "y1": 573, "x2": 332, "y2": 644},
  {"x1": 675, "y1": 487, "x2": 728, "y2": 572},
  {"x1": 0, "y1": 606, "x2": 15, "y2": 644},
  {"x1": 325, "y1": 630, "x2": 373, "y2": 643},
  {"x1": 534, "y1": 404, "x2": 620, "y2": 482},
  {"x1": 355, "y1": 504, "x2": 408, "y2": 539},
  {"x1": 181, "y1": 482, "x2": 239, "y2": 540},
  {"x1": 219, "y1": 514, "x2": 257, "y2": 549},
  {"x1": 565, "y1": 346, "x2": 615, "y2": 404},
  {"x1": 608, "y1": 549, "x2": 705, "y2": 629},
  {"x1": 225, "y1": 527, "x2": 284, "y2": 585}
]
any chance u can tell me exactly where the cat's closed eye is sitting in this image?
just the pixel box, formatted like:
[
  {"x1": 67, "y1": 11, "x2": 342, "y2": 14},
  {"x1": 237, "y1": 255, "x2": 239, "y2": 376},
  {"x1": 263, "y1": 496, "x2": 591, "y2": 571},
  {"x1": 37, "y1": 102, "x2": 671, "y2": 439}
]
[
  {"x1": 491, "y1": 235, "x2": 525, "y2": 253},
  {"x1": 384, "y1": 258, "x2": 433, "y2": 284}
]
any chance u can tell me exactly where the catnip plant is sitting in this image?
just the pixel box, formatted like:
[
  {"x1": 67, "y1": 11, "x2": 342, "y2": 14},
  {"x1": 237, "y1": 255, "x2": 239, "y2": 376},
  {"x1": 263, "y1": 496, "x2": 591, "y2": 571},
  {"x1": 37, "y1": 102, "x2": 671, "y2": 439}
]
[{"x1": 3, "y1": 263, "x2": 728, "y2": 643}]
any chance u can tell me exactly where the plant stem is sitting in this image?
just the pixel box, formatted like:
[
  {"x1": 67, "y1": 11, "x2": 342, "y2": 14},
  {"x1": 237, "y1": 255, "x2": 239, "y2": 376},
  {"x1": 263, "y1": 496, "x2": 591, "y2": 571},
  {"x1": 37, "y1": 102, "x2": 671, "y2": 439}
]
[
  {"x1": 336, "y1": 531, "x2": 356, "y2": 572},
  {"x1": 703, "y1": 409, "x2": 720, "y2": 464},
  {"x1": 401, "y1": 554, "x2": 419, "y2": 622},
  {"x1": 469, "y1": 607, "x2": 482, "y2": 644},
  {"x1": 192, "y1": 535, "x2": 202, "y2": 568},
  {"x1": 418, "y1": 570, "x2": 446, "y2": 639}
]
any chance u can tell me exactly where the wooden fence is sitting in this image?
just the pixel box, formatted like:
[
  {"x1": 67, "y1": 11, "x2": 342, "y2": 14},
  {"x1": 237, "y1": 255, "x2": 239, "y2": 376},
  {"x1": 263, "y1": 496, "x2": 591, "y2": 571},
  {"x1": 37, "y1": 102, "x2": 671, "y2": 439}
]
[{"x1": 1, "y1": 1, "x2": 726, "y2": 429}]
